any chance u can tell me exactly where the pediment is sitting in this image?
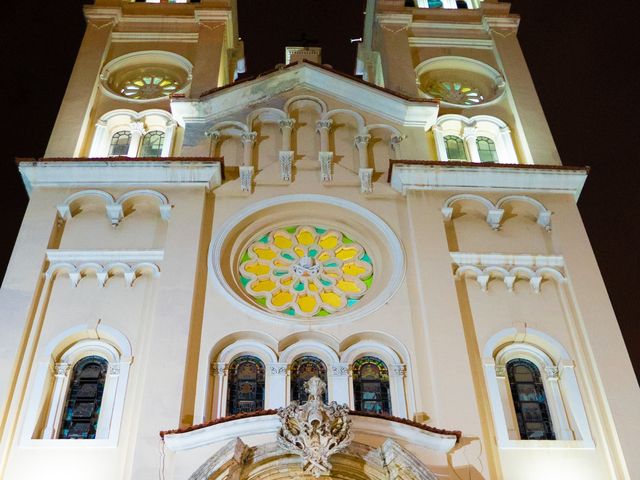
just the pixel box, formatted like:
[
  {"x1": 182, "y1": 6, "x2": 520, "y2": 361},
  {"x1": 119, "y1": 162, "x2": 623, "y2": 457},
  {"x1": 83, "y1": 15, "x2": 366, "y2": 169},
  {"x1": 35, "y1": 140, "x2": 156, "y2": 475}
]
[{"x1": 171, "y1": 61, "x2": 439, "y2": 128}]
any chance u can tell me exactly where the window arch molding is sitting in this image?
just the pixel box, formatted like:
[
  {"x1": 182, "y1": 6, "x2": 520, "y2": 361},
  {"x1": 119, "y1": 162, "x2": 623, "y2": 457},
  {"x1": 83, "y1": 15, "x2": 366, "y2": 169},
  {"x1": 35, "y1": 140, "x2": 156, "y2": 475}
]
[
  {"x1": 482, "y1": 327, "x2": 593, "y2": 447},
  {"x1": 433, "y1": 114, "x2": 518, "y2": 164},
  {"x1": 89, "y1": 108, "x2": 177, "y2": 159},
  {"x1": 340, "y1": 340, "x2": 408, "y2": 418},
  {"x1": 21, "y1": 324, "x2": 132, "y2": 446}
]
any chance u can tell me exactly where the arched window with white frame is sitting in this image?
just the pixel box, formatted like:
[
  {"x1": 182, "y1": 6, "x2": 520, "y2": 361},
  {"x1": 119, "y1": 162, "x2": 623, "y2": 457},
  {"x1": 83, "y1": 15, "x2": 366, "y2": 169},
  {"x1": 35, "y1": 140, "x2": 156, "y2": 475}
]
[
  {"x1": 226, "y1": 355, "x2": 266, "y2": 415},
  {"x1": 90, "y1": 109, "x2": 177, "y2": 159},
  {"x1": 290, "y1": 356, "x2": 328, "y2": 404},
  {"x1": 20, "y1": 325, "x2": 132, "y2": 446},
  {"x1": 352, "y1": 356, "x2": 391, "y2": 415},
  {"x1": 483, "y1": 327, "x2": 594, "y2": 447},
  {"x1": 433, "y1": 114, "x2": 518, "y2": 164}
]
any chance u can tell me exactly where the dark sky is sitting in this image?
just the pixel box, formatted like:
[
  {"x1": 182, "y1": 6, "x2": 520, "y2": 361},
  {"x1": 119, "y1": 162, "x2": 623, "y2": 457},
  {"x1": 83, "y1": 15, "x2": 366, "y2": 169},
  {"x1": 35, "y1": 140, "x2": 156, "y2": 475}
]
[{"x1": 1, "y1": 1, "x2": 638, "y2": 376}]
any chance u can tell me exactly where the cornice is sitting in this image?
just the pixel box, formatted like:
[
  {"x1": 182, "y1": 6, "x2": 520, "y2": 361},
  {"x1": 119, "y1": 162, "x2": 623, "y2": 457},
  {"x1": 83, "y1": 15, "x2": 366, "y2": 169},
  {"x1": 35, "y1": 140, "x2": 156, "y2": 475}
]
[{"x1": 83, "y1": 6, "x2": 122, "y2": 25}]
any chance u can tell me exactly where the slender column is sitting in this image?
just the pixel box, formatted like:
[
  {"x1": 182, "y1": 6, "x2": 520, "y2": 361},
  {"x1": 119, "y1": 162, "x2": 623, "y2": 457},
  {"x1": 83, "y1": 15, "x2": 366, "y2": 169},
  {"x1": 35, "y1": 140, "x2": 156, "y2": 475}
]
[
  {"x1": 433, "y1": 126, "x2": 448, "y2": 161},
  {"x1": 463, "y1": 126, "x2": 481, "y2": 163},
  {"x1": 355, "y1": 134, "x2": 373, "y2": 193},
  {"x1": 279, "y1": 119, "x2": 296, "y2": 182},
  {"x1": 127, "y1": 122, "x2": 145, "y2": 157},
  {"x1": 95, "y1": 363, "x2": 121, "y2": 439},
  {"x1": 267, "y1": 363, "x2": 288, "y2": 409},
  {"x1": 499, "y1": 127, "x2": 519, "y2": 164},
  {"x1": 211, "y1": 362, "x2": 227, "y2": 419},
  {"x1": 241, "y1": 131, "x2": 257, "y2": 166},
  {"x1": 42, "y1": 363, "x2": 70, "y2": 439},
  {"x1": 390, "y1": 134, "x2": 405, "y2": 160},
  {"x1": 279, "y1": 118, "x2": 296, "y2": 151},
  {"x1": 389, "y1": 364, "x2": 408, "y2": 418},
  {"x1": 316, "y1": 119, "x2": 333, "y2": 152},
  {"x1": 161, "y1": 121, "x2": 177, "y2": 157},
  {"x1": 316, "y1": 119, "x2": 334, "y2": 182},
  {"x1": 206, "y1": 130, "x2": 220, "y2": 157},
  {"x1": 89, "y1": 122, "x2": 109, "y2": 158},
  {"x1": 494, "y1": 364, "x2": 517, "y2": 439},
  {"x1": 330, "y1": 363, "x2": 350, "y2": 405},
  {"x1": 543, "y1": 366, "x2": 573, "y2": 440}
]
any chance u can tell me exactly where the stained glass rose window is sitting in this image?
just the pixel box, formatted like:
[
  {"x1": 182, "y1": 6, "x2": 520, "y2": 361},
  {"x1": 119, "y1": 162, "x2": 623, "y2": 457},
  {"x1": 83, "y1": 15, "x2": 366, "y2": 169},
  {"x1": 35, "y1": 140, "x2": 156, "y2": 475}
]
[{"x1": 239, "y1": 226, "x2": 373, "y2": 318}]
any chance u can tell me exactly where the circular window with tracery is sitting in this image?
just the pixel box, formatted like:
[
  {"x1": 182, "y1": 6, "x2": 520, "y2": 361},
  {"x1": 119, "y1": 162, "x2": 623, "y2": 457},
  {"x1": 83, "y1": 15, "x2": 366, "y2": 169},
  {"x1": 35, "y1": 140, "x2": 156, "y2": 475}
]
[
  {"x1": 239, "y1": 226, "x2": 373, "y2": 318},
  {"x1": 116, "y1": 68, "x2": 181, "y2": 100},
  {"x1": 425, "y1": 80, "x2": 484, "y2": 106}
]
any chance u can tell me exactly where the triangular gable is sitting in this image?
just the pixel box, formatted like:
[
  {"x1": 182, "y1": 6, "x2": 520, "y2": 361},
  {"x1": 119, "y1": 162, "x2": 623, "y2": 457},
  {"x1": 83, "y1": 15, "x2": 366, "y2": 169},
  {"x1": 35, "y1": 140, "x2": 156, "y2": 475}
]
[{"x1": 171, "y1": 61, "x2": 439, "y2": 129}]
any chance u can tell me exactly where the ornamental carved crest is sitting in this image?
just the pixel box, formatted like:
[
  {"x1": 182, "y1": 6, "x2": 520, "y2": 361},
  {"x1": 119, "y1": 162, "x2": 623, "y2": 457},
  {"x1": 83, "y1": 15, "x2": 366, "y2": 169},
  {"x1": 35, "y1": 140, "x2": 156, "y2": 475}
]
[{"x1": 277, "y1": 376, "x2": 353, "y2": 477}]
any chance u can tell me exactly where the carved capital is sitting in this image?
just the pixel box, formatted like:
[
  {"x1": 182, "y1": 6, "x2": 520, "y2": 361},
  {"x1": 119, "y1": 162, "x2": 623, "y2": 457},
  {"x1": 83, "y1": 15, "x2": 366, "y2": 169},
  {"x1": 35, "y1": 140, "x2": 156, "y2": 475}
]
[
  {"x1": 54, "y1": 362, "x2": 70, "y2": 378},
  {"x1": 354, "y1": 134, "x2": 371, "y2": 149},
  {"x1": 390, "y1": 364, "x2": 406, "y2": 378},
  {"x1": 108, "y1": 363, "x2": 121, "y2": 376},
  {"x1": 390, "y1": 134, "x2": 406, "y2": 150},
  {"x1": 240, "y1": 131, "x2": 257, "y2": 146},
  {"x1": 330, "y1": 363, "x2": 350, "y2": 377},
  {"x1": 129, "y1": 121, "x2": 146, "y2": 136},
  {"x1": 211, "y1": 362, "x2": 227, "y2": 376},
  {"x1": 268, "y1": 362, "x2": 288, "y2": 376},
  {"x1": 315, "y1": 119, "x2": 333, "y2": 132},
  {"x1": 495, "y1": 365, "x2": 507, "y2": 378},
  {"x1": 205, "y1": 130, "x2": 221, "y2": 141},
  {"x1": 279, "y1": 118, "x2": 296, "y2": 131},
  {"x1": 544, "y1": 366, "x2": 559, "y2": 380}
]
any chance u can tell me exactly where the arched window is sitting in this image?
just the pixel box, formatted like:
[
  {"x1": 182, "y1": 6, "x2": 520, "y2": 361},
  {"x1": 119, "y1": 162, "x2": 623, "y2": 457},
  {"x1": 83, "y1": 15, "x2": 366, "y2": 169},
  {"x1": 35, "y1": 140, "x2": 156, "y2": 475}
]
[
  {"x1": 456, "y1": 1, "x2": 469, "y2": 8},
  {"x1": 352, "y1": 356, "x2": 391, "y2": 415},
  {"x1": 476, "y1": 136, "x2": 498, "y2": 163},
  {"x1": 58, "y1": 356, "x2": 108, "y2": 440},
  {"x1": 507, "y1": 359, "x2": 555, "y2": 440},
  {"x1": 109, "y1": 131, "x2": 132, "y2": 157},
  {"x1": 226, "y1": 356, "x2": 265, "y2": 415},
  {"x1": 140, "y1": 130, "x2": 165, "y2": 157},
  {"x1": 444, "y1": 135, "x2": 467, "y2": 160},
  {"x1": 290, "y1": 356, "x2": 328, "y2": 403}
]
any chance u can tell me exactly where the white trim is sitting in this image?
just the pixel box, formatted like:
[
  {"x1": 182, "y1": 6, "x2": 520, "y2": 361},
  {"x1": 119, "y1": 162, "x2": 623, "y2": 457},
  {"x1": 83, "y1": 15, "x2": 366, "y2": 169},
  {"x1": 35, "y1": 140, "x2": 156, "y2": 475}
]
[{"x1": 208, "y1": 194, "x2": 406, "y2": 327}]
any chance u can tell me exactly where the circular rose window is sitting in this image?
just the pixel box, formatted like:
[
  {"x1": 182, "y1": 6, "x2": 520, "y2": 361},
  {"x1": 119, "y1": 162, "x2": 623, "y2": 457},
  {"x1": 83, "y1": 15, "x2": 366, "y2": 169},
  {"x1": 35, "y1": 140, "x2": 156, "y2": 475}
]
[{"x1": 239, "y1": 226, "x2": 373, "y2": 317}]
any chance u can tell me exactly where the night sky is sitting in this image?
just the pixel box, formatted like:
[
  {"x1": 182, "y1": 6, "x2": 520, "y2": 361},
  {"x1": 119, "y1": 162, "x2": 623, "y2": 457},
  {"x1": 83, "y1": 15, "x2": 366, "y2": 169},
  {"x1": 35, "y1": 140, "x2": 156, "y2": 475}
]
[{"x1": 1, "y1": 1, "x2": 638, "y2": 377}]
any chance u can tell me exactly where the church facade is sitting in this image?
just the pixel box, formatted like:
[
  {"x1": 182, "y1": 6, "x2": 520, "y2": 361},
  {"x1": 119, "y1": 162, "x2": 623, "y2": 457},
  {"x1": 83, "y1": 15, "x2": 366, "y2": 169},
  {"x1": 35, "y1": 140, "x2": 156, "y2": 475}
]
[{"x1": 1, "y1": 0, "x2": 638, "y2": 479}]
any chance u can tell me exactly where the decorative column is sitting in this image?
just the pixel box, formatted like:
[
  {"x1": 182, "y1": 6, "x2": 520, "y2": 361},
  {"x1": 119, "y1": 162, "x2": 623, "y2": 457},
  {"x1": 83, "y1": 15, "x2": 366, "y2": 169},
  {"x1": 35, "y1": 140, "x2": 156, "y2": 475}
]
[
  {"x1": 499, "y1": 126, "x2": 519, "y2": 164},
  {"x1": 494, "y1": 364, "x2": 518, "y2": 439},
  {"x1": 543, "y1": 366, "x2": 573, "y2": 440},
  {"x1": 463, "y1": 126, "x2": 481, "y2": 163},
  {"x1": 389, "y1": 364, "x2": 408, "y2": 418},
  {"x1": 329, "y1": 363, "x2": 350, "y2": 406},
  {"x1": 43, "y1": 362, "x2": 70, "y2": 439},
  {"x1": 240, "y1": 131, "x2": 257, "y2": 192},
  {"x1": 95, "y1": 363, "x2": 121, "y2": 438},
  {"x1": 316, "y1": 120, "x2": 333, "y2": 182},
  {"x1": 432, "y1": 125, "x2": 448, "y2": 161},
  {"x1": 355, "y1": 134, "x2": 373, "y2": 193},
  {"x1": 210, "y1": 362, "x2": 227, "y2": 419},
  {"x1": 390, "y1": 134, "x2": 405, "y2": 160},
  {"x1": 161, "y1": 121, "x2": 177, "y2": 157},
  {"x1": 206, "y1": 130, "x2": 221, "y2": 157},
  {"x1": 127, "y1": 121, "x2": 146, "y2": 158},
  {"x1": 279, "y1": 119, "x2": 296, "y2": 181},
  {"x1": 89, "y1": 121, "x2": 109, "y2": 158},
  {"x1": 267, "y1": 362, "x2": 288, "y2": 409}
]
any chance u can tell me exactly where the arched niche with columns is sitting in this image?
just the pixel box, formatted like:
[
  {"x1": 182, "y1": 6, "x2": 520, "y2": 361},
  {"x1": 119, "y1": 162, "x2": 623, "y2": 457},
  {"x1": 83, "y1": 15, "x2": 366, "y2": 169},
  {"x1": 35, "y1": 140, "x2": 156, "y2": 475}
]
[
  {"x1": 482, "y1": 327, "x2": 593, "y2": 447},
  {"x1": 20, "y1": 324, "x2": 132, "y2": 446}
]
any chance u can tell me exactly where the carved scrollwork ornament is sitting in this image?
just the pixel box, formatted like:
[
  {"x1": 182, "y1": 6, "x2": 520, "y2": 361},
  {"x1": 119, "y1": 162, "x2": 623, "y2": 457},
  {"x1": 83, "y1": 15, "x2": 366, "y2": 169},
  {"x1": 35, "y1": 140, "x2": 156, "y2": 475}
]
[
  {"x1": 54, "y1": 363, "x2": 70, "y2": 377},
  {"x1": 269, "y1": 363, "x2": 288, "y2": 376},
  {"x1": 544, "y1": 366, "x2": 560, "y2": 380},
  {"x1": 277, "y1": 376, "x2": 353, "y2": 477},
  {"x1": 494, "y1": 365, "x2": 507, "y2": 378}
]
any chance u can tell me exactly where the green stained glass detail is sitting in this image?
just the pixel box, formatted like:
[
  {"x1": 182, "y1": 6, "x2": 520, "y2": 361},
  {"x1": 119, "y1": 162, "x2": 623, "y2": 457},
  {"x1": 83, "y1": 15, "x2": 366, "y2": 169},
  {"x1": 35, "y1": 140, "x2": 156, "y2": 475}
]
[
  {"x1": 320, "y1": 279, "x2": 332, "y2": 286},
  {"x1": 324, "y1": 262, "x2": 337, "y2": 268},
  {"x1": 240, "y1": 276, "x2": 250, "y2": 287},
  {"x1": 362, "y1": 254, "x2": 372, "y2": 264},
  {"x1": 273, "y1": 270, "x2": 287, "y2": 276},
  {"x1": 315, "y1": 227, "x2": 327, "y2": 234},
  {"x1": 284, "y1": 308, "x2": 295, "y2": 316},
  {"x1": 364, "y1": 276, "x2": 373, "y2": 288},
  {"x1": 294, "y1": 282, "x2": 304, "y2": 292},
  {"x1": 255, "y1": 297, "x2": 266, "y2": 306},
  {"x1": 316, "y1": 309, "x2": 330, "y2": 317},
  {"x1": 309, "y1": 249, "x2": 318, "y2": 257},
  {"x1": 282, "y1": 253, "x2": 294, "y2": 260},
  {"x1": 285, "y1": 226, "x2": 297, "y2": 233},
  {"x1": 343, "y1": 236, "x2": 353, "y2": 244},
  {"x1": 258, "y1": 235, "x2": 269, "y2": 243},
  {"x1": 241, "y1": 252, "x2": 251, "y2": 263}
]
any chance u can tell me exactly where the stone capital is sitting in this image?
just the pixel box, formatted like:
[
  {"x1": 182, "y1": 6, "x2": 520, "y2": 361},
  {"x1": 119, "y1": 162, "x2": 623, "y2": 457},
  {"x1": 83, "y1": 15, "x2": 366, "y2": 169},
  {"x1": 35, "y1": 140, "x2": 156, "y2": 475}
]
[
  {"x1": 268, "y1": 362, "x2": 289, "y2": 376},
  {"x1": 211, "y1": 362, "x2": 227, "y2": 376},
  {"x1": 279, "y1": 118, "x2": 296, "y2": 130},
  {"x1": 54, "y1": 362, "x2": 70, "y2": 378},
  {"x1": 315, "y1": 119, "x2": 333, "y2": 132}
]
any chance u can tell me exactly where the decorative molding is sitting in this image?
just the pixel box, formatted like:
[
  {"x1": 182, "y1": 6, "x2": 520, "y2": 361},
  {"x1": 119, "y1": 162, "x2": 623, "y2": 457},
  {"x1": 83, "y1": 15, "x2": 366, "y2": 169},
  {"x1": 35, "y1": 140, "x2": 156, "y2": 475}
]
[
  {"x1": 278, "y1": 151, "x2": 293, "y2": 182},
  {"x1": 450, "y1": 253, "x2": 564, "y2": 269},
  {"x1": 277, "y1": 377, "x2": 353, "y2": 477},
  {"x1": 359, "y1": 168, "x2": 374, "y2": 194},
  {"x1": 544, "y1": 366, "x2": 560, "y2": 380},
  {"x1": 390, "y1": 364, "x2": 407, "y2": 378},
  {"x1": 57, "y1": 189, "x2": 171, "y2": 226},
  {"x1": 19, "y1": 160, "x2": 223, "y2": 196},
  {"x1": 455, "y1": 264, "x2": 565, "y2": 293},
  {"x1": 318, "y1": 151, "x2": 334, "y2": 182},
  {"x1": 54, "y1": 363, "x2": 70, "y2": 378},
  {"x1": 45, "y1": 250, "x2": 163, "y2": 288},
  {"x1": 211, "y1": 362, "x2": 227, "y2": 376},
  {"x1": 330, "y1": 363, "x2": 350, "y2": 377},
  {"x1": 239, "y1": 165, "x2": 254, "y2": 192},
  {"x1": 442, "y1": 193, "x2": 553, "y2": 231},
  {"x1": 494, "y1": 365, "x2": 507, "y2": 378},
  {"x1": 268, "y1": 363, "x2": 288, "y2": 376}
]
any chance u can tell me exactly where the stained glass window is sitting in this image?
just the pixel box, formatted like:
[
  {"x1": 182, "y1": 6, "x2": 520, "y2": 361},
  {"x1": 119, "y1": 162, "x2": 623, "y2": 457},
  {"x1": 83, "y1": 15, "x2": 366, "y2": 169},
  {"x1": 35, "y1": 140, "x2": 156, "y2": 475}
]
[
  {"x1": 444, "y1": 135, "x2": 467, "y2": 161},
  {"x1": 353, "y1": 356, "x2": 391, "y2": 415},
  {"x1": 109, "y1": 130, "x2": 132, "y2": 157},
  {"x1": 226, "y1": 356, "x2": 265, "y2": 415},
  {"x1": 118, "y1": 69, "x2": 181, "y2": 100},
  {"x1": 476, "y1": 136, "x2": 499, "y2": 163},
  {"x1": 290, "y1": 356, "x2": 328, "y2": 404},
  {"x1": 239, "y1": 226, "x2": 373, "y2": 318},
  {"x1": 426, "y1": 81, "x2": 484, "y2": 105},
  {"x1": 58, "y1": 356, "x2": 108, "y2": 439},
  {"x1": 140, "y1": 130, "x2": 165, "y2": 157},
  {"x1": 507, "y1": 359, "x2": 555, "y2": 440}
]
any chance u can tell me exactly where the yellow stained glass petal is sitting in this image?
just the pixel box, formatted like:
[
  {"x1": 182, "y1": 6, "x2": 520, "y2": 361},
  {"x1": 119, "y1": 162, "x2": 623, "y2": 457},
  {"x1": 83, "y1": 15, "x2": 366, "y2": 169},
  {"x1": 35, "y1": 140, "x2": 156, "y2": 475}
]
[
  {"x1": 294, "y1": 247, "x2": 305, "y2": 258},
  {"x1": 253, "y1": 247, "x2": 276, "y2": 260},
  {"x1": 296, "y1": 230, "x2": 315, "y2": 246},
  {"x1": 308, "y1": 283, "x2": 318, "y2": 292},
  {"x1": 274, "y1": 259, "x2": 290, "y2": 267},
  {"x1": 319, "y1": 234, "x2": 339, "y2": 250},
  {"x1": 252, "y1": 279, "x2": 276, "y2": 292},
  {"x1": 320, "y1": 291, "x2": 343, "y2": 308},
  {"x1": 244, "y1": 263, "x2": 270, "y2": 276},
  {"x1": 281, "y1": 277, "x2": 293, "y2": 286},
  {"x1": 272, "y1": 291, "x2": 293, "y2": 307},
  {"x1": 337, "y1": 280, "x2": 360, "y2": 293},
  {"x1": 336, "y1": 247, "x2": 358, "y2": 261},
  {"x1": 318, "y1": 252, "x2": 331, "y2": 262},
  {"x1": 325, "y1": 272, "x2": 339, "y2": 278},
  {"x1": 342, "y1": 262, "x2": 367, "y2": 276},
  {"x1": 297, "y1": 294, "x2": 317, "y2": 313},
  {"x1": 274, "y1": 234, "x2": 292, "y2": 249}
]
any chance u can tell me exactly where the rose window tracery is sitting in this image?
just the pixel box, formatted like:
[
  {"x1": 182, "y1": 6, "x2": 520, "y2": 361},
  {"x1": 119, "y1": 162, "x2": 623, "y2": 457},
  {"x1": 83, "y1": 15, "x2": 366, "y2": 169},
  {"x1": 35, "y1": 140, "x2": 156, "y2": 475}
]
[
  {"x1": 425, "y1": 80, "x2": 484, "y2": 105},
  {"x1": 239, "y1": 226, "x2": 373, "y2": 318}
]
